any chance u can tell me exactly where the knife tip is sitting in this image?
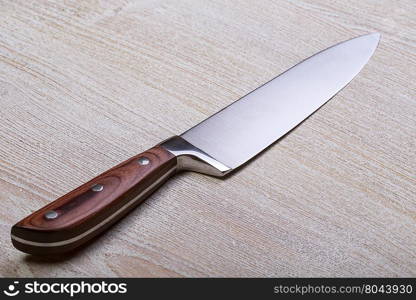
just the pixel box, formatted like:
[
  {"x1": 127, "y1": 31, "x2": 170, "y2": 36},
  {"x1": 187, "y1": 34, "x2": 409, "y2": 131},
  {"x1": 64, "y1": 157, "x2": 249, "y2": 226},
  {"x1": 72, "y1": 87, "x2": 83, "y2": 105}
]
[
  {"x1": 356, "y1": 32, "x2": 381, "y2": 54},
  {"x1": 366, "y1": 32, "x2": 381, "y2": 42}
]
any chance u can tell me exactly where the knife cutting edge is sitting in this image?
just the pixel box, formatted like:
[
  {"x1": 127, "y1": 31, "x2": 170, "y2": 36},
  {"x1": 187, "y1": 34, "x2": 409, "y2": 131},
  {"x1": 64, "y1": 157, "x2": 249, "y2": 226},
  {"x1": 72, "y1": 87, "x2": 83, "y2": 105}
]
[{"x1": 11, "y1": 33, "x2": 380, "y2": 255}]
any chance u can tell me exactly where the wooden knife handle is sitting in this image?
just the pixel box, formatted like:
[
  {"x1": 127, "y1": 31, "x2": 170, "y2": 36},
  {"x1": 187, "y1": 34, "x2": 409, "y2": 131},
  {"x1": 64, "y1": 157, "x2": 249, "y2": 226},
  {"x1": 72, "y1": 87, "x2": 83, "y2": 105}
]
[{"x1": 11, "y1": 146, "x2": 177, "y2": 255}]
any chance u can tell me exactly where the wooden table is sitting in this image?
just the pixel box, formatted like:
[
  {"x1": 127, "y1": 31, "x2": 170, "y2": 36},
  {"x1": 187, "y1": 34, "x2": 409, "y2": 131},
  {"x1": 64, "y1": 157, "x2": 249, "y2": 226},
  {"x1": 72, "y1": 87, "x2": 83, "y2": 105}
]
[{"x1": 1, "y1": 0, "x2": 415, "y2": 277}]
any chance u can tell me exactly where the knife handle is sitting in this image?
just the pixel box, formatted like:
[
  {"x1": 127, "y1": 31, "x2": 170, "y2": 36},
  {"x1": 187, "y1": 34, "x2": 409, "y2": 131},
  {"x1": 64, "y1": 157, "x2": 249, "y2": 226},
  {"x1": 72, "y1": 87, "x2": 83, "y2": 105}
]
[{"x1": 11, "y1": 146, "x2": 177, "y2": 255}]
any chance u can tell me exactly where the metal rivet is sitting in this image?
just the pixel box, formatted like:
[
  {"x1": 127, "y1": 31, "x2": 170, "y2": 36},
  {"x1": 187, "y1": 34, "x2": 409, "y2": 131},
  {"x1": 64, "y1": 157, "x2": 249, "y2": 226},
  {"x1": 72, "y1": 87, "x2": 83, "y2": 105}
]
[
  {"x1": 91, "y1": 184, "x2": 104, "y2": 192},
  {"x1": 138, "y1": 157, "x2": 150, "y2": 165},
  {"x1": 44, "y1": 210, "x2": 58, "y2": 220}
]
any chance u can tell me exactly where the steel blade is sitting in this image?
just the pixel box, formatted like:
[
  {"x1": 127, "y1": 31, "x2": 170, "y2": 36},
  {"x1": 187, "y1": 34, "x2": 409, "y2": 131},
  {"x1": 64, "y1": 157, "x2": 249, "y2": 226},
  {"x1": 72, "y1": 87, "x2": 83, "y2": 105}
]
[{"x1": 181, "y1": 33, "x2": 380, "y2": 169}]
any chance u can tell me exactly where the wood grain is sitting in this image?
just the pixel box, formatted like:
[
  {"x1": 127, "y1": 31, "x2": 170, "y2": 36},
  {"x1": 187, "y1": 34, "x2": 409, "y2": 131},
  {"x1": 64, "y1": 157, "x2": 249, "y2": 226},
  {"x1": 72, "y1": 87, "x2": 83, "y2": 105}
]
[
  {"x1": 11, "y1": 145, "x2": 176, "y2": 255},
  {"x1": 0, "y1": 0, "x2": 415, "y2": 276}
]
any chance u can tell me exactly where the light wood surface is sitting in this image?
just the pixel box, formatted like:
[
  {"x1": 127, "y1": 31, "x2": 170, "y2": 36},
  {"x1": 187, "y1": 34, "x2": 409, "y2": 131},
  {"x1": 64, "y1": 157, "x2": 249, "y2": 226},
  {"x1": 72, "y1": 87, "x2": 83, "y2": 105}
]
[{"x1": 0, "y1": 0, "x2": 415, "y2": 277}]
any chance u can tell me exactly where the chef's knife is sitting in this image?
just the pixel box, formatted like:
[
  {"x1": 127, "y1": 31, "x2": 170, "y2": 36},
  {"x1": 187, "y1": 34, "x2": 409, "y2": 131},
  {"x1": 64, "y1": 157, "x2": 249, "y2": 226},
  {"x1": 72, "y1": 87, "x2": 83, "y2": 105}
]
[{"x1": 11, "y1": 33, "x2": 380, "y2": 255}]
